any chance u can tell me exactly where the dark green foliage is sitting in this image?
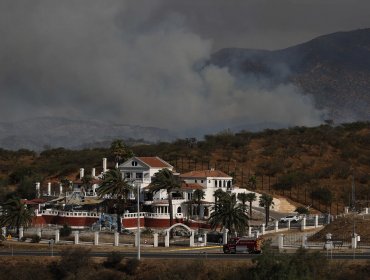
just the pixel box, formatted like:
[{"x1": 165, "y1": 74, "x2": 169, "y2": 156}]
[
  {"x1": 60, "y1": 224, "x2": 72, "y2": 237},
  {"x1": 295, "y1": 206, "x2": 309, "y2": 215},
  {"x1": 311, "y1": 187, "x2": 333, "y2": 206},
  {"x1": 122, "y1": 258, "x2": 140, "y2": 275},
  {"x1": 30, "y1": 235, "x2": 41, "y2": 243},
  {"x1": 103, "y1": 252, "x2": 124, "y2": 268}
]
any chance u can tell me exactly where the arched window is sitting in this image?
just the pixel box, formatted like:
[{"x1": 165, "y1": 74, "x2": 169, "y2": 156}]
[{"x1": 177, "y1": 207, "x2": 182, "y2": 213}]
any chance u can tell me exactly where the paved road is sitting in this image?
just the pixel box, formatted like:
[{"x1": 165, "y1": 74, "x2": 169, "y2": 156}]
[{"x1": 1, "y1": 250, "x2": 370, "y2": 260}]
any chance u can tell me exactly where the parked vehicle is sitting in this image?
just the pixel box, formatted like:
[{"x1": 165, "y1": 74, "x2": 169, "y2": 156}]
[
  {"x1": 279, "y1": 215, "x2": 301, "y2": 223},
  {"x1": 223, "y1": 237, "x2": 263, "y2": 254}
]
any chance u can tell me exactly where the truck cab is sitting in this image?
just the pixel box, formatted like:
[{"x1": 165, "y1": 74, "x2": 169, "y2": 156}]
[{"x1": 223, "y1": 237, "x2": 263, "y2": 254}]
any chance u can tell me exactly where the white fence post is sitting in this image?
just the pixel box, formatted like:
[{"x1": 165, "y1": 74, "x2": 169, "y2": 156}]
[
  {"x1": 248, "y1": 227, "x2": 252, "y2": 237},
  {"x1": 203, "y1": 233, "x2": 207, "y2": 245},
  {"x1": 94, "y1": 231, "x2": 99, "y2": 245},
  {"x1": 1, "y1": 227, "x2": 6, "y2": 237},
  {"x1": 19, "y1": 227, "x2": 24, "y2": 240},
  {"x1": 275, "y1": 220, "x2": 279, "y2": 232},
  {"x1": 261, "y1": 224, "x2": 265, "y2": 235},
  {"x1": 315, "y1": 215, "x2": 319, "y2": 228},
  {"x1": 287, "y1": 220, "x2": 291, "y2": 230},
  {"x1": 301, "y1": 234, "x2": 307, "y2": 248},
  {"x1": 153, "y1": 233, "x2": 158, "y2": 247},
  {"x1": 351, "y1": 234, "x2": 358, "y2": 249},
  {"x1": 74, "y1": 231, "x2": 79, "y2": 245},
  {"x1": 165, "y1": 230, "x2": 170, "y2": 247},
  {"x1": 55, "y1": 230, "x2": 60, "y2": 243},
  {"x1": 223, "y1": 228, "x2": 229, "y2": 244},
  {"x1": 36, "y1": 227, "x2": 42, "y2": 238},
  {"x1": 278, "y1": 234, "x2": 284, "y2": 251},
  {"x1": 301, "y1": 217, "x2": 306, "y2": 231},
  {"x1": 114, "y1": 232, "x2": 119, "y2": 246},
  {"x1": 189, "y1": 230, "x2": 195, "y2": 247}
]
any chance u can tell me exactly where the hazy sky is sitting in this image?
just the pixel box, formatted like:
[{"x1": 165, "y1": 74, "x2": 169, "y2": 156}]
[{"x1": 1, "y1": 0, "x2": 369, "y2": 136}]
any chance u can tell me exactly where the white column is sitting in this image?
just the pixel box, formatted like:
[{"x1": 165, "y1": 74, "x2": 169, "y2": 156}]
[
  {"x1": 315, "y1": 215, "x2": 319, "y2": 228},
  {"x1": 275, "y1": 220, "x2": 279, "y2": 232},
  {"x1": 261, "y1": 224, "x2": 265, "y2": 235},
  {"x1": 287, "y1": 220, "x2": 291, "y2": 230},
  {"x1": 153, "y1": 233, "x2": 158, "y2": 247},
  {"x1": 74, "y1": 231, "x2": 79, "y2": 245},
  {"x1": 55, "y1": 230, "x2": 60, "y2": 243},
  {"x1": 80, "y1": 168, "x2": 84, "y2": 179},
  {"x1": 203, "y1": 233, "x2": 207, "y2": 245},
  {"x1": 91, "y1": 168, "x2": 96, "y2": 177},
  {"x1": 2, "y1": 227, "x2": 6, "y2": 237},
  {"x1": 351, "y1": 234, "x2": 358, "y2": 249},
  {"x1": 19, "y1": 227, "x2": 24, "y2": 240},
  {"x1": 59, "y1": 183, "x2": 63, "y2": 195},
  {"x1": 35, "y1": 182, "x2": 40, "y2": 198},
  {"x1": 365, "y1": 208, "x2": 369, "y2": 214},
  {"x1": 114, "y1": 232, "x2": 119, "y2": 246},
  {"x1": 47, "y1": 182, "x2": 51, "y2": 196},
  {"x1": 301, "y1": 217, "x2": 306, "y2": 231},
  {"x1": 301, "y1": 234, "x2": 307, "y2": 248},
  {"x1": 165, "y1": 230, "x2": 170, "y2": 247},
  {"x1": 103, "y1": 158, "x2": 107, "y2": 173},
  {"x1": 189, "y1": 230, "x2": 195, "y2": 247},
  {"x1": 223, "y1": 228, "x2": 229, "y2": 245},
  {"x1": 94, "y1": 231, "x2": 99, "y2": 245},
  {"x1": 36, "y1": 227, "x2": 41, "y2": 238},
  {"x1": 278, "y1": 234, "x2": 284, "y2": 251},
  {"x1": 344, "y1": 207, "x2": 349, "y2": 214},
  {"x1": 248, "y1": 227, "x2": 252, "y2": 237}
]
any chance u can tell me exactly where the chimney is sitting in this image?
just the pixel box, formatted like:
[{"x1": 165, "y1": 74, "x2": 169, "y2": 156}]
[
  {"x1": 91, "y1": 168, "x2": 96, "y2": 177},
  {"x1": 80, "y1": 168, "x2": 85, "y2": 179},
  {"x1": 103, "y1": 158, "x2": 107, "y2": 173},
  {"x1": 47, "y1": 182, "x2": 51, "y2": 196},
  {"x1": 35, "y1": 182, "x2": 40, "y2": 198}
]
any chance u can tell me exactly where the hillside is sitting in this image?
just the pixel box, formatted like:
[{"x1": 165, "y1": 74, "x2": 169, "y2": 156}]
[
  {"x1": 0, "y1": 122, "x2": 369, "y2": 214},
  {"x1": 210, "y1": 28, "x2": 370, "y2": 123},
  {"x1": 0, "y1": 117, "x2": 175, "y2": 151}
]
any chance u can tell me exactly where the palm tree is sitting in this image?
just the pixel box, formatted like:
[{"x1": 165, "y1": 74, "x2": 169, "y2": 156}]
[
  {"x1": 0, "y1": 197, "x2": 34, "y2": 235},
  {"x1": 81, "y1": 175, "x2": 93, "y2": 195},
  {"x1": 259, "y1": 193, "x2": 274, "y2": 226},
  {"x1": 110, "y1": 139, "x2": 133, "y2": 165},
  {"x1": 149, "y1": 169, "x2": 180, "y2": 227},
  {"x1": 248, "y1": 175, "x2": 257, "y2": 190},
  {"x1": 237, "y1": 193, "x2": 248, "y2": 213},
  {"x1": 193, "y1": 189, "x2": 205, "y2": 219},
  {"x1": 97, "y1": 168, "x2": 133, "y2": 232},
  {"x1": 209, "y1": 193, "x2": 248, "y2": 237},
  {"x1": 245, "y1": 192, "x2": 257, "y2": 220},
  {"x1": 214, "y1": 189, "x2": 227, "y2": 211}
]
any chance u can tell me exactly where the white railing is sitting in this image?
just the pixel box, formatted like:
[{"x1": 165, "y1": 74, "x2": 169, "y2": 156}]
[
  {"x1": 39, "y1": 210, "x2": 100, "y2": 218},
  {"x1": 123, "y1": 212, "x2": 146, "y2": 218},
  {"x1": 144, "y1": 212, "x2": 170, "y2": 218}
]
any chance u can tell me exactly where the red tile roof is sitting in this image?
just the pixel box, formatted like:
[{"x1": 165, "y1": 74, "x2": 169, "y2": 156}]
[
  {"x1": 180, "y1": 182, "x2": 205, "y2": 191},
  {"x1": 180, "y1": 170, "x2": 231, "y2": 178},
  {"x1": 137, "y1": 157, "x2": 172, "y2": 168}
]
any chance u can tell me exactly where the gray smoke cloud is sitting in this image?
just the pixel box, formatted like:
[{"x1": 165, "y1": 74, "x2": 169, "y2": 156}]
[{"x1": 0, "y1": 0, "x2": 328, "y2": 137}]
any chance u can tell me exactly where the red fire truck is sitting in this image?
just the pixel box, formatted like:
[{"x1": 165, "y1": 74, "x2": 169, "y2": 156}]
[{"x1": 223, "y1": 236, "x2": 263, "y2": 254}]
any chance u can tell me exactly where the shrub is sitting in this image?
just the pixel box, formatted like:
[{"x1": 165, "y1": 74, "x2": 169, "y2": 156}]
[
  {"x1": 60, "y1": 224, "x2": 72, "y2": 237},
  {"x1": 103, "y1": 252, "x2": 124, "y2": 268},
  {"x1": 30, "y1": 235, "x2": 41, "y2": 243},
  {"x1": 122, "y1": 258, "x2": 140, "y2": 275},
  {"x1": 295, "y1": 206, "x2": 309, "y2": 215}
]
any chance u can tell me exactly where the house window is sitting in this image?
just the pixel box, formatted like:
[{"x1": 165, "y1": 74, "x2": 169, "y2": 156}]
[
  {"x1": 125, "y1": 173, "x2": 131, "y2": 179},
  {"x1": 201, "y1": 180, "x2": 204, "y2": 183},
  {"x1": 177, "y1": 207, "x2": 182, "y2": 213},
  {"x1": 131, "y1": 161, "x2": 138, "y2": 166},
  {"x1": 195, "y1": 179, "x2": 197, "y2": 183},
  {"x1": 136, "y1": 173, "x2": 143, "y2": 179}
]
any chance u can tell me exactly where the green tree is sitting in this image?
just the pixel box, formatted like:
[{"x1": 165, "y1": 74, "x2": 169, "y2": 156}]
[
  {"x1": 208, "y1": 192, "x2": 248, "y2": 237},
  {"x1": 214, "y1": 189, "x2": 227, "y2": 211},
  {"x1": 259, "y1": 193, "x2": 274, "y2": 226},
  {"x1": 149, "y1": 169, "x2": 180, "y2": 226},
  {"x1": 193, "y1": 189, "x2": 205, "y2": 219},
  {"x1": 0, "y1": 197, "x2": 34, "y2": 235},
  {"x1": 237, "y1": 193, "x2": 248, "y2": 213},
  {"x1": 248, "y1": 175, "x2": 257, "y2": 190},
  {"x1": 97, "y1": 169, "x2": 133, "y2": 232},
  {"x1": 110, "y1": 140, "x2": 133, "y2": 165},
  {"x1": 246, "y1": 192, "x2": 257, "y2": 219},
  {"x1": 81, "y1": 174, "x2": 93, "y2": 194}
]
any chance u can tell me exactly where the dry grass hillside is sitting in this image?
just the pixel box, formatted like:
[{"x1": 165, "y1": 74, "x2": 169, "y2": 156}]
[{"x1": 0, "y1": 122, "x2": 369, "y2": 215}]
